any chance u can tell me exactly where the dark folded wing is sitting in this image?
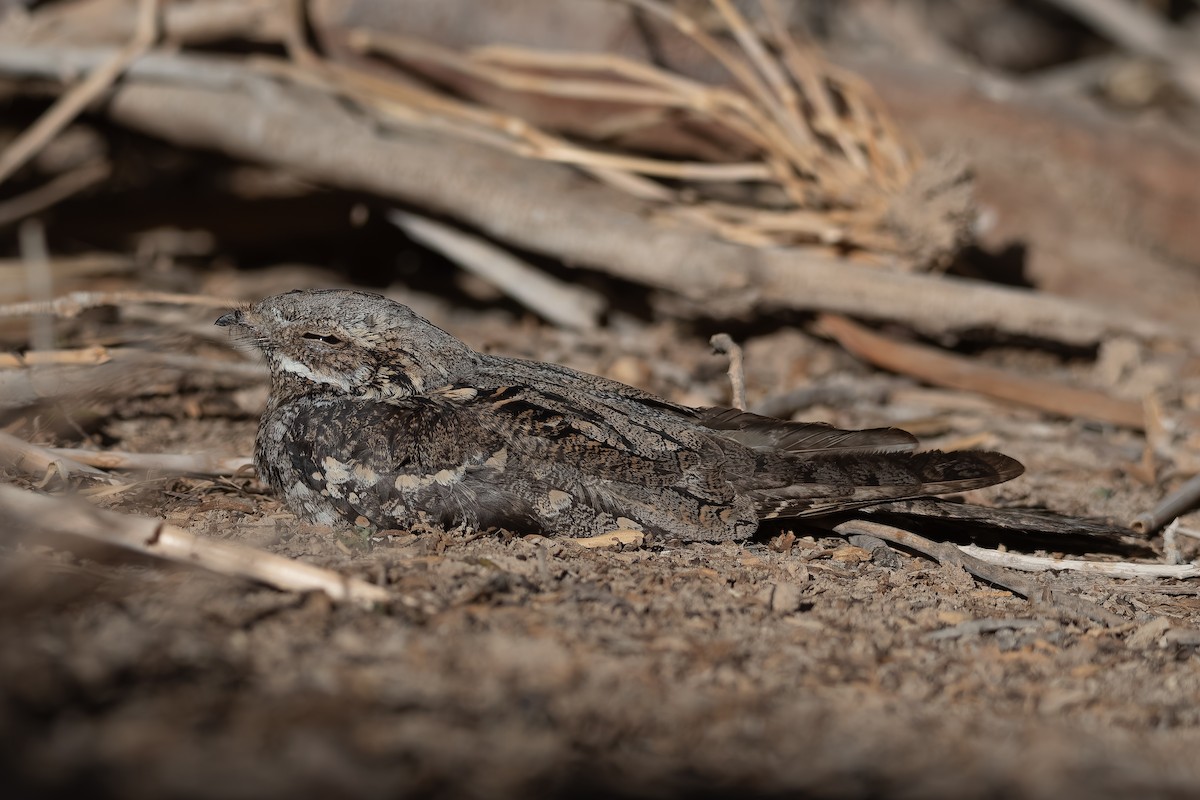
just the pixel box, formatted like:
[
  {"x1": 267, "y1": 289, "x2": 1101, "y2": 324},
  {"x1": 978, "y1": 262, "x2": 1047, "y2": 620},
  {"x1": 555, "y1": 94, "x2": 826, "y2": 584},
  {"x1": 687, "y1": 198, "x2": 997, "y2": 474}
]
[
  {"x1": 697, "y1": 407, "x2": 919, "y2": 454},
  {"x1": 751, "y1": 450, "x2": 1025, "y2": 519}
]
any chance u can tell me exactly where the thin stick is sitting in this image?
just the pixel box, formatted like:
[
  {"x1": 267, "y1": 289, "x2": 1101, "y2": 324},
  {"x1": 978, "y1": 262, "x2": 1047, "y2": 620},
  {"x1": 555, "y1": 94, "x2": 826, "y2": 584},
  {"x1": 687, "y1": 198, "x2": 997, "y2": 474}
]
[
  {"x1": 352, "y1": 30, "x2": 687, "y2": 107},
  {"x1": 833, "y1": 519, "x2": 1126, "y2": 625},
  {"x1": 818, "y1": 314, "x2": 1146, "y2": 429},
  {"x1": 0, "y1": 484, "x2": 392, "y2": 607},
  {"x1": 18, "y1": 219, "x2": 55, "y2": 352},
  {"x1": 1130, "y1": 473, "x2": 1200, "y2": 535},
  {"x1": 387, "y1": 210, "x2": 606, "y2": 331},
  {"x1": 317, "y1": 57, "x2": 777, "y2": 182},
  {"x1": 709, "y1": 333, "x2": 746, "y2": 410},
  {"x1": 0, "y1": 431, "x2": 116, "y2": 483},
  {"x1": 48, "y1": 447, "x2": 253, "y2": 477},
  {"x1": 0, "y1": 346, "x2": 112, "y2": 368},
  {"x1": 958, "y1": 544, "x2": 1200, "y2": 580},
  {"x1": 1045, "y1": 0, "x2": 1200, "y2": 104},
  {"x1": 0, "y1": 160, "x2": 111, "y2": 228},
  {"x1": 0, "y1": 290, "x2": 241, "y2": 319},
  {"x1": 0, "y1": 0, "x2": 159, "y2": 186},
  {"x1": 0, "y1": 254, "x2": 136, "y2": 292},
  {"x1": 1045, "y1": 0, "x2": 1175, "y2": 59}
]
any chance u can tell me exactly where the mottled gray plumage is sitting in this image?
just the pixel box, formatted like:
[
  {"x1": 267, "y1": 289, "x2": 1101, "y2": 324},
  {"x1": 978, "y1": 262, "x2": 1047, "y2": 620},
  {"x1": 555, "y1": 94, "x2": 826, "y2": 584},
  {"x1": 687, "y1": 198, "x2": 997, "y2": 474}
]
[{"x1": 216, "y1": 289, "x2": 1024, "y2": 541}]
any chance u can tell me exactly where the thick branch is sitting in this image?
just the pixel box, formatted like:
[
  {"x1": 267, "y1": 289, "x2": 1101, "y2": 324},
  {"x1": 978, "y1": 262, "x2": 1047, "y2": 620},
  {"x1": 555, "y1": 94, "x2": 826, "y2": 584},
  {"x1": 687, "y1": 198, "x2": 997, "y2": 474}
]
[{"x1": 0, "y1": 46, "x2": 1182, "y2": 346}]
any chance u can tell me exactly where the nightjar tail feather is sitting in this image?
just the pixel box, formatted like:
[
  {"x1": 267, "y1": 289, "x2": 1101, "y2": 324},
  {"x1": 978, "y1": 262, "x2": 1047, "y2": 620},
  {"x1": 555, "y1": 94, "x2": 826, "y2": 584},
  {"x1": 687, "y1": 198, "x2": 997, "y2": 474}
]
[{"x1": 753, "y1": 449, "x2": 1023, "y2": 520}]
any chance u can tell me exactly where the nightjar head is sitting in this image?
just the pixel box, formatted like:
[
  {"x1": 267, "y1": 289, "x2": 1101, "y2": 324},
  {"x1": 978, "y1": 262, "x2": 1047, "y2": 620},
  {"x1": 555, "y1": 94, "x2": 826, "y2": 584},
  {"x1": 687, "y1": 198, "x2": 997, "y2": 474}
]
[{"x1": 216, "y1": 289, "x2": 475, "y2": 399}]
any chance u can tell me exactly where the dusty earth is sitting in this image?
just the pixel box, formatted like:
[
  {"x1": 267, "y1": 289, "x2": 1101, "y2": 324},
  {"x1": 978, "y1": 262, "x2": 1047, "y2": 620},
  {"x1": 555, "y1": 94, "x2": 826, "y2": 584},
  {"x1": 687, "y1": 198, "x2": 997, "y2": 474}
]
[{"x1": 1, "y1": 289, "x2": 1199, "y2": 800}]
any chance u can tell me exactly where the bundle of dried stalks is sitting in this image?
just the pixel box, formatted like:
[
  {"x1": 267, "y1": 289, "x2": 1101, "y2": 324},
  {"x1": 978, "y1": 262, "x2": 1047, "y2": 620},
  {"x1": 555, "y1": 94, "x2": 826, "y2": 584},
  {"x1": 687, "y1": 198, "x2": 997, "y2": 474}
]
[{"x1": 303, "y1": 0, "x2": 929, "y2": 258}]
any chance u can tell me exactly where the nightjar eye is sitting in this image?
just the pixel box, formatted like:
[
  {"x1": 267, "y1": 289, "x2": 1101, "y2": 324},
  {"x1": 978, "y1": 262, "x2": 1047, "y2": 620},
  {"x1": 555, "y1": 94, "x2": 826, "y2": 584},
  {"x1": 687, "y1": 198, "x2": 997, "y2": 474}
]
[{"x1": 302, "y1": 332, "x2": 344, "y2": 345}]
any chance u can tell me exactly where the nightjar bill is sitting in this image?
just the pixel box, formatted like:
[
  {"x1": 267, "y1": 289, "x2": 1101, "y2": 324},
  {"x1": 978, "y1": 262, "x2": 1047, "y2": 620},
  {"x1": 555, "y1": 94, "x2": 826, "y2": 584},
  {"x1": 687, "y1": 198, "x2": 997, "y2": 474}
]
[{"x1": 216, "y1": 289, "x2": 1024, "y2": 541}]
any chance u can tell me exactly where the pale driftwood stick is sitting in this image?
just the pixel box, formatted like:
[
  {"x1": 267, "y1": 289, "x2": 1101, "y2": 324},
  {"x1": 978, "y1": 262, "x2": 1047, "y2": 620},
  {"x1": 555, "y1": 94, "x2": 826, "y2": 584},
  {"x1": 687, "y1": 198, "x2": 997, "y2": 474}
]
[
  {"x1": 0, "y1": 431, "x2": 116, "y2": 482},
  {"x1": 0, "y1": 485, "x2": 392, "y2": 606},
  {"x1": 1163, "y1": 520, "x2": 1183, "y2": 566},
  {"x1": 958, "y1": 544, "x2": 1200, "y2": 580},
  {"x1": 709, "y1": 333, "x2": 746, "y2": 410},
  {"x1": 833, "y1": 519, "x2": 1126, "y2": 626},
  {"x1": 0, "y1": 290, "x2": 241, "y2": 319},
  {"x1": 1130, "y1": 473, "x2": 1200, "y2": 535},
  {"x1": 0, "y1": 0, "x2": 158, "y2": 186},
  {"x1": 0, "y1": 46, "x2": 256, "y2": 90},
  {"x1": 1047, "y1": 0, "x2": 1175, "y2": 55},
  {"x1": 1173, "y1": 523, "x2": 1200, "y2": 542},
  {"x1": 819, "y1": 314, "x2": 1147, "y2": 429},
  {"x1": 387, "y1": 210, "x2": 605, "y2": 331},
  {"x1": 0, "y1": 346, "x2": 112, "y2": 368},
  {"x1": 0, "y1": 47, "x2": 1180, "y2": 346},
  {"x1": 16, "y1": 0, "x2": 281, "y2": 49},
  {"x1": 0, "y1": 355, "x2": 264, "y2": 411},
  {"x1": 566, "y1": 530, "x2": 645, "y2": 549},
  {"x1": 48, "y1": 447, "x2": 253, "y2": 477}
]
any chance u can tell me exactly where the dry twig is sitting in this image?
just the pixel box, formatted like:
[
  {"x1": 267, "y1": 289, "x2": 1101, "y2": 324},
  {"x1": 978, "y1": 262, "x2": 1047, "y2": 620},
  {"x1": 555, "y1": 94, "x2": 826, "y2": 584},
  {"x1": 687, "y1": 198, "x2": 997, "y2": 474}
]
[
  {"x1": 1130, "y1": 473, "x2": 1200, "y2": 535},
  {"x1": 0, "y1": 485, "x2": 392, "y2": 606},
  {"x1": 833, "y1": 519, "x2": 1126, "y2": 625},
  {"x1": 709, "y1": 333, "x2": 746, "y2": 410},
  {"x1": 338, "y1": 0, "x2": 916, "y2": 252},
  {"x1": 818, "y1": 314, "x2": 1147, "y2": 429},
  {"x1": 0, "y1": 0, "x2": 159, "y2": 186},
  {"x1": 388, "y1": 210, "x2": 605, "y2": 331},
  {"x1": 0, "y1": 290, "x2": 241, "y2": 319},
  {"x1": 1045, "y1": 0, "x2": 1200, "y2": 104},
  {"x1": 0, "y1": 346, "x2": 112, "y2": 368},
  {"x1": 48, "y1": 447, "x2": 252, "y2": 477},
  {"x1": 0, "y1": 431, "x2": 116, "y2": 483},
  {"x1": 958, "y1": 544, "x2": 1200, "y2": 580}
]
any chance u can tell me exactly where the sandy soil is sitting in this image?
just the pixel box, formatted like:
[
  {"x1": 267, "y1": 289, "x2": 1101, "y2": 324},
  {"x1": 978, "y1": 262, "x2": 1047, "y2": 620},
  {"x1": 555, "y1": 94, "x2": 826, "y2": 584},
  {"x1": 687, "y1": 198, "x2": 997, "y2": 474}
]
[{"x1": 2, "y1": 300, "x2": 1198, "y2": 800}]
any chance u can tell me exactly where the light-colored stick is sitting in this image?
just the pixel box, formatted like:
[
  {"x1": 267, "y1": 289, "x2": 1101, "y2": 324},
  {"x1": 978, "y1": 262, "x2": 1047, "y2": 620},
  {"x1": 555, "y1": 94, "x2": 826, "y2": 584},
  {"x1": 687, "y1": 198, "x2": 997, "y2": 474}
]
[
  {"x1": 0, "y1": 484, "x2": 392, "y2": 606},
  {"x1": 0, "y1": 431, "x2": 116, "y2": 483},
  {"x1": 819, "y1": 314, "x2": 1146, "y2": 429},
  {"x1": 0, "y1": 290, "x2": 240, "y2": 319},
  {"x1": 834, "y1": 519, "x2": 1126, "y2": 625},
  {"x1": 0, "y1": 0, "x2": 159, "y2": 186},
  {"x1": 47, "y1": 447, "x2": 253, "y2": 476},
  {"x1": 0, "y1": 346, "x2": 112, "y2": 368},
  {"x1": 389, "y1": 209, "x2": 605, "y2": 331},
  {"x1": 958, "y1": 544, "x2": 1200, "y2": 580},
  {"x1": 709, "y1": 333, "x2": 746, "y2": 410},
  {"x1": 1130, "y1": 473, "x2": 1200, "y2": 535}
]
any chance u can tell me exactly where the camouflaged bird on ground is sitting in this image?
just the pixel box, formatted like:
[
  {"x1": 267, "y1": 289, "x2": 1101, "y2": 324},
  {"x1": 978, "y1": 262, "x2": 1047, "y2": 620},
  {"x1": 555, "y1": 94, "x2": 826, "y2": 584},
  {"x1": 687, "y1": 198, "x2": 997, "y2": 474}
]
[{"x1": 217, "y1": 290, "x2": 1023, "y2": 541}]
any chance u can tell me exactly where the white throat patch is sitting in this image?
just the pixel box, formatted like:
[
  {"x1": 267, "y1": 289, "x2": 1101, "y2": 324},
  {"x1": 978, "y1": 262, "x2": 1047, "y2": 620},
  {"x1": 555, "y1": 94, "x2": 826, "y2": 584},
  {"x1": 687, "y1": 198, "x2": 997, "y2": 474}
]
[{"x1": 275, "y1": 355, "x2": 353, "y2": 393}]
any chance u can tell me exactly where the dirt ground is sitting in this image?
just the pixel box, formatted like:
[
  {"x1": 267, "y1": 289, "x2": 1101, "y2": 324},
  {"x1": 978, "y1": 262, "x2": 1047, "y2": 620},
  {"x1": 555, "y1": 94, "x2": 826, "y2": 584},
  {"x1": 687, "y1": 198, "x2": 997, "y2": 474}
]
[
  {"x1": 4, "y1": 1, "x2": 1200, "y2": 798},
  {"x1": 2, "y1": 295, "x2": 1199, "y2": 800}
]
